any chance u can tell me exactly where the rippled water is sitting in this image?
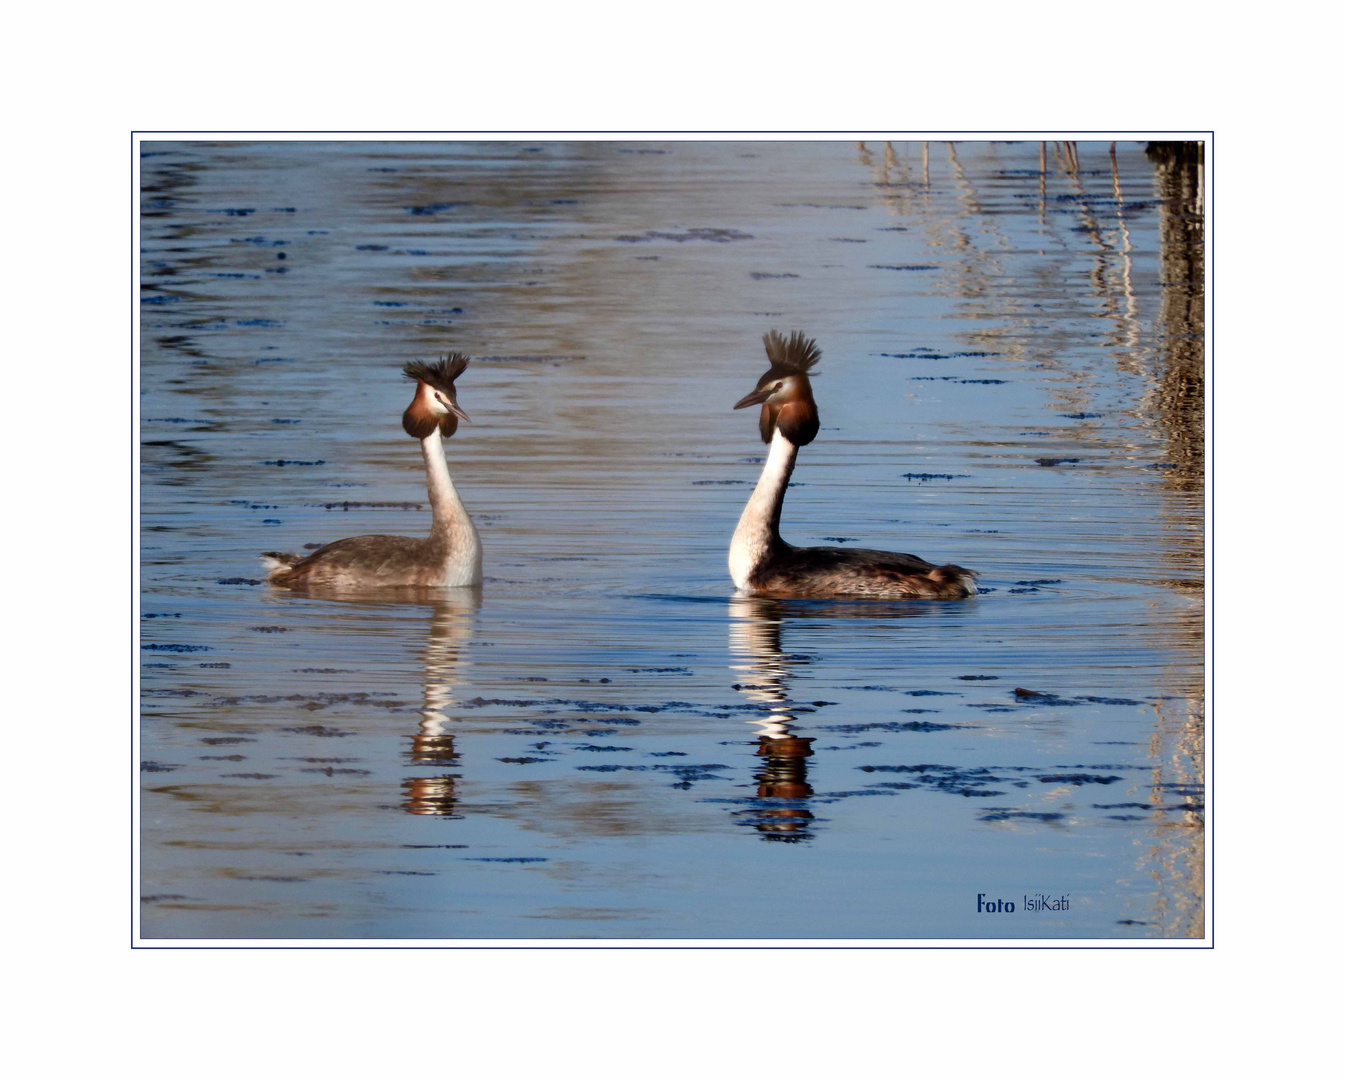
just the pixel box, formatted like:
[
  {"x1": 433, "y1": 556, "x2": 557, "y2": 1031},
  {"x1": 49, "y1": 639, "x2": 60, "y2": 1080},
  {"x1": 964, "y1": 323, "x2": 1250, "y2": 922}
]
[{"x1": 138, "y1": 139, "x2": 1204, "y2": 940}]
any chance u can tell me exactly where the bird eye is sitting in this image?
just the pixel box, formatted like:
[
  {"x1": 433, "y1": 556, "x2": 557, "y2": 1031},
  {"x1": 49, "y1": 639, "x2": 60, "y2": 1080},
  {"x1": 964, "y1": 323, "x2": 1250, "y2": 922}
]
[{"x1": 774, "y1": 382, "x2": 784, "y2": 391}]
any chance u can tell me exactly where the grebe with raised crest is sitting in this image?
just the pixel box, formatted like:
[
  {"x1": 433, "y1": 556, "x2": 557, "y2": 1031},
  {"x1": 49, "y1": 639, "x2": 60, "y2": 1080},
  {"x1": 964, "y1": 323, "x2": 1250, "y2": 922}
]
[
  {"x1": 728, "y1": 331, "x2": 975, "y2": 600},
  {"x1": 262, "y1": 355, "x2": 482, "y2": 589}
]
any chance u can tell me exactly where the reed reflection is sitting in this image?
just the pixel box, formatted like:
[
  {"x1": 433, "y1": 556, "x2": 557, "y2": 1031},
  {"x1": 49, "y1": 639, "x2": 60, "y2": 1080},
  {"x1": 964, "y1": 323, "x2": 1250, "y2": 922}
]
[
  {"x1": 729, "y1": 596, "x2": 816, "y2": 841},
  {"x1": 1144, "y1": 140, "x2": 1205, "y2": 937},
  {"x1": 1147, "y1": 141, "x2": 1205, "y2": 501}
]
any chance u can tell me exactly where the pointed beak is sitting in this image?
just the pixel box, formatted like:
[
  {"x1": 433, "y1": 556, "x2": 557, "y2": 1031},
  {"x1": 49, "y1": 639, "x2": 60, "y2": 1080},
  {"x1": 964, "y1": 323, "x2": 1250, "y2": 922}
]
[
  {"x1": 733, "y1": 387, "x2": 772, "y2": 410},
  {"x1": 446, "y1": 400, "x2": 471, "y2": 422}
]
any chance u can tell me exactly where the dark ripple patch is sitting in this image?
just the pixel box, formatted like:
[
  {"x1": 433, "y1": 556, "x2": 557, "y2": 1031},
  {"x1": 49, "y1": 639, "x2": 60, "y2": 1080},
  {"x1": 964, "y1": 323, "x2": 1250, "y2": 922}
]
[
  {"x1": 822, "y1": 718, "x2": 962, "y2": 734},
  {"x1": 312, "y1": 501, "x2": 424, "y2": 511},
  {"x1": 401, "y1": 844, "x2": 468, "y2": 849},
  {"x1": 1152, "y1": 782, "x2": 1205, "y2": 797},
  {"x1": 1012, "y1": 688, "x2": 1145, "y2": 707},
  {"x1": 857, "y1": 763, "x2": 1017, "y2": 797},
  {"x1": 407, "y1": 202, "x2": 470, "y2": 216},
  {"x1": 299, "y1": 766, "x2": 372, "y2": 776},
  {"x1": 1094, "y1": 801, "x2": 1204, "y2": 813},
  {"x1": 214, "y1": 690, "x2": 403, "y2": 708},
  {"x1": 911, "y1": 376, "x2": 1006, "y2": 384},
  {"x1": 979, "y1": 810, "x2": 1065, "y2": 823},
  {"x1": 616, "y1": 228, "x2": 753, "y2": 243},
  {"x1": 143, "y1": 643, "x2": 210, "y2": 653},
  {"x1": 461, "y1": 696, "x2": 697, "y2": 715},
  {"x1": 577, "y1": 763, "x2": 729, "y2": 786},
  {"x1": 1037, "y1": 773, "x2": 1123, "y2": 786},
  {"x1": 879, "y1": 350, "x2": 1002, "y2": 359},
  {"x1": 464, "y1": 857, "x2": 548, "y2": 863}
]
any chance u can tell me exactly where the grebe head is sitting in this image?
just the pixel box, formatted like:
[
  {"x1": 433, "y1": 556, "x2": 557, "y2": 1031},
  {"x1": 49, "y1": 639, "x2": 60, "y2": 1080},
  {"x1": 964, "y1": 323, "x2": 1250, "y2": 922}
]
[
  {"x1": 733, "y1": 330, "x2": 820, "y2": 446},
  {"x1": 402, "y1": 354, "x2": 471, "y2": 439}
]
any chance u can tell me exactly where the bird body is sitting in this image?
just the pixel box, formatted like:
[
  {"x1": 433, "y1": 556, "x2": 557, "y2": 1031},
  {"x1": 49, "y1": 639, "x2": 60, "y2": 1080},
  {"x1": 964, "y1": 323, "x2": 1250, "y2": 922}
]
[
  {"x1": 263, "y1": 356, "x2": 481, "y2": 590},
  {"x1": 728, "y1": 331, "x2": 975, "y2": 601}
]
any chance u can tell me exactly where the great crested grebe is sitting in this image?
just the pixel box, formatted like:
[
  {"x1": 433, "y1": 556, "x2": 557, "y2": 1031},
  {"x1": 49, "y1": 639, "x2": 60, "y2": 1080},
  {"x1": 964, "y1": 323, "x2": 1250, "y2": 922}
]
[
  {"x1": 728, "y1": 331, "x2": 976, "y2": 601},
  {"x1": 261, "y1": 355, "x2": 482, "y2": 589}
]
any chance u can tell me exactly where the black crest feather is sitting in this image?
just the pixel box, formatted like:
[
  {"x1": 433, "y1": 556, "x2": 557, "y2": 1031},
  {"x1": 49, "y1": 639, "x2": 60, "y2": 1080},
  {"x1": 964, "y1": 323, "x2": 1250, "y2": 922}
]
[
  {"x1": 403, "y1": 353, "x2": 469, "y2": 395},
  {"x1": 762, "y1": 331, "x2": 821, "y2": 377}
]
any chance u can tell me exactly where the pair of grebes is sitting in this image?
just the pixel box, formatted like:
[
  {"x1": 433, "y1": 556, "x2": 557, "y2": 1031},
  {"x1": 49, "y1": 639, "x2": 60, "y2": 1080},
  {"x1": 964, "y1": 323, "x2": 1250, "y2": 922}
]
[{"x1": 262, "y1": 331, "x2": 975, "y2": 600}]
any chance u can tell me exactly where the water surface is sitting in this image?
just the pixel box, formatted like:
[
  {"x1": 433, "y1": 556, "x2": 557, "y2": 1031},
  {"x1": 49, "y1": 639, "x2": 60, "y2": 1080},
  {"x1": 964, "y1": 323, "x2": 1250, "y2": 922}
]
[{"x1": 139, "y1": 140, "x2": 1204, "y2": 939}]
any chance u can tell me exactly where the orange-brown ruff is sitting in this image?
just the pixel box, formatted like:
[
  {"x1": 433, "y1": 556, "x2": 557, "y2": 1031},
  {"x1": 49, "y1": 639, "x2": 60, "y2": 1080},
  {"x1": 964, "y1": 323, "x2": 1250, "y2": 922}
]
[
  {"x1": 728, "y1": 331, "x2": 975, "y2": 601},
  {"x1": 261, "y1": 355, "x2": 482, "y2": 589}
]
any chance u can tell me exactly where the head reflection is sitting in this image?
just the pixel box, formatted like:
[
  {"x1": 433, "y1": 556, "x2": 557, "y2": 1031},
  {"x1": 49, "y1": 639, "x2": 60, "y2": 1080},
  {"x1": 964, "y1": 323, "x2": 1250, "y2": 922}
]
[
  {"x1": 729, "y1": 596, "x2": 817, "y2": 841},
  {"x1": 401, "y1": 588, "x2": 479, "y2": 816},
  {"x1": 729, "y1": 595, "x2": 951, "y2": 841}
]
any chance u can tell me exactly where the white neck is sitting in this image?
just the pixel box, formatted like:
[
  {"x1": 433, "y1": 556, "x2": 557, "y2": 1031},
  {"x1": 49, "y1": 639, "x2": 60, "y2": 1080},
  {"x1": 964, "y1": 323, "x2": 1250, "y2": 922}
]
[
  {"x1": 422, "y1": 426, "x2": 482, "y2": 586},
  {"x1": 729, "y1": 428, "x2": 797, "y2": 591}
]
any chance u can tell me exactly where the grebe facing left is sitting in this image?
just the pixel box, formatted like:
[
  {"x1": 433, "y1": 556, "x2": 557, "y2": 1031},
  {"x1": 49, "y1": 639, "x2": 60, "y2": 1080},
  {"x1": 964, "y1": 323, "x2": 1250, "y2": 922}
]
[
  {"x1": 262, "y1": 355, "x2": 482, "y2": 589},
  {"x1": 728, "y1": 331, "x2": 975, "y2": 601}
]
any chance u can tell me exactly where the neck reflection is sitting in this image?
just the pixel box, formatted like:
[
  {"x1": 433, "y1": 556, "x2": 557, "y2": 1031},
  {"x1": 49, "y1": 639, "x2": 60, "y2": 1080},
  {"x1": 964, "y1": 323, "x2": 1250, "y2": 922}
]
[
  {"x1": 729, "y1": 596, "x2": 816, "y2": 841},
  {"x1": 401, "y1": 587, "x2": 480, "y2": 816}
]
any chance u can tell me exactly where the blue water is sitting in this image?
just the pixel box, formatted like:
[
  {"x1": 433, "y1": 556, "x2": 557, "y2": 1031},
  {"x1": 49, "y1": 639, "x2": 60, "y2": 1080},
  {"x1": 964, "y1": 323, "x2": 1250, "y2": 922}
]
[{"x1": 139, "y1": 139, "x2": 1204, "y2": 939}]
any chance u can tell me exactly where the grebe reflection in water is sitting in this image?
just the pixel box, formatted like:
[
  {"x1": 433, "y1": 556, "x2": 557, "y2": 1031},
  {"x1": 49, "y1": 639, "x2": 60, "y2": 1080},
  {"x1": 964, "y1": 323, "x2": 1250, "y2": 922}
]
[
  {"x1": 729, "y1": 595, "x2": 817, "y2": 841},
  {"x1": 403, "y1": 588, "x2": 479, "y2": 816}
]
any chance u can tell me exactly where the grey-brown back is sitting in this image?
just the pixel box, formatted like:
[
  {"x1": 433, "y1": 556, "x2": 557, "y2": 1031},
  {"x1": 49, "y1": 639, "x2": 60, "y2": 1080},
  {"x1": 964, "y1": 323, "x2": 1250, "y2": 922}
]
[
  {"x1": 268, "y1": 534, "x2": 447, "y2": 588},
  {"x1": 751, "y1": 544, "x2": 976, "y2": 600}
]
